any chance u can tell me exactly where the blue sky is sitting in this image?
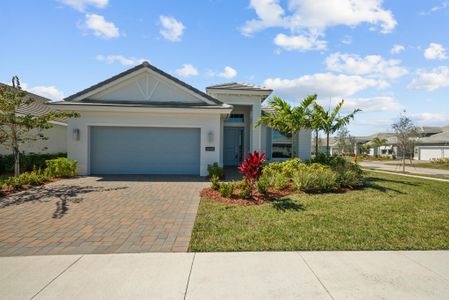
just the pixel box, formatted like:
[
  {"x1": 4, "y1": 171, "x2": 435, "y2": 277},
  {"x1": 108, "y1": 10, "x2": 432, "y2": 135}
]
[{"x1": 1, "y1": 0, "x2": 449, "y2": 136}]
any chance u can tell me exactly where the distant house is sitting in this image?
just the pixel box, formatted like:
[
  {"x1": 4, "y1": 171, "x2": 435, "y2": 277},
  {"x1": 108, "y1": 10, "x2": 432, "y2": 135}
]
[
  {"x1": 0, "y1": 83, "x2": 67, "y2": 155},
  {"x1": 415, "y1": 126, "x2": 449, "y2": 160}
]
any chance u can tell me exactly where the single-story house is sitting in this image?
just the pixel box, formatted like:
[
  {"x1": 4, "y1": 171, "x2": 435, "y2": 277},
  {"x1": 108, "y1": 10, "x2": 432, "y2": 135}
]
[
  {"x1": 51, "y1": 62, "x2": 312, "y2": 176},
  {"x1": 415, "y1": 126, "x2": 449, "y2": 160},
  {"x1": 0, "y1": 83, "x2": 67, "y2": 155}
]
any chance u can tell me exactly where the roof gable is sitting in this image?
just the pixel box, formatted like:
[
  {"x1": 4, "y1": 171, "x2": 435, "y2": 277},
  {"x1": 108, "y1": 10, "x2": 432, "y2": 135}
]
[{"x1": 65, "y1": 62, "x2": 223, "y2": 106}]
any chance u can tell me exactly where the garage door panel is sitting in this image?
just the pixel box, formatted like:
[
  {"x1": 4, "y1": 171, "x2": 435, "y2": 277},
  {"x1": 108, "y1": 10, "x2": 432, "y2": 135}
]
[
  {"x1": 90, "y1": 127, "x2": 200, "y2": 175},
  {"x1": 419, "y1": 148, "x2": 443, "y2": 161}
]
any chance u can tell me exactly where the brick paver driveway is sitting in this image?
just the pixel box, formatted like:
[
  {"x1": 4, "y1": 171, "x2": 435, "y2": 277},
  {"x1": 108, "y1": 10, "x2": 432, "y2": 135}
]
[{"x1": 0, "y1": 176, "x2": 207, "y2": 256}]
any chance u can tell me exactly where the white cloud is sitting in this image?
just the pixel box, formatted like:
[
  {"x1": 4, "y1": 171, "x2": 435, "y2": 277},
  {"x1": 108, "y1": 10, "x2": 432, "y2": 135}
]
[
  {"x1": 420, "y1": 1, "x2": 449, "y2": 15},
  {"x1": 274, "y1": 33, "x2": 326, "y2": 51},
  {"x1": 341, "y1": 35, "x2": 352, "y2": 45},
  {"x1": 264, "y1": 73, "x2": 387, "y2": 99},
  {"x1": 408, "y1": 66, "x2": 449, "y2": 91},
  {"x1": 209, "y1": 66, "x2": 238, "y2": 79},
  {"x1": 159, "y1": 16, "x2": 185, "y2": 42},
  {"x1": 424, "y1": 43, "x2": 447, "y2": 60},
  {"x1": 175, "y1": 64, "x2": 198, "y2": 77},
  {"x1": 83, "y1": 13, "x2": 120, "y2": 39},
  {"x1": 322, "y1": 96, "x2": 403, "y2": 113},
  {"x1": 96, "y1": 55, "x2": 148, "y2": 66},
  {"x1": 28, "y1": 86, "x2": 65, "y2": 101},
  {"x1": 325, "y1": 52, "x2": 408, "y2": 79},
  {"x1": 391, "y1": 44, "x2": 405, "y2": 54},
  {"x1": 241, "y1": 0, "x2": 397, "y2": 37},
  {"x1": 411, "y1": 112, "x2": 449, "y2": 124},
  {"x1": 59, "y1": 0, "x2": 108, "y2": 12}
]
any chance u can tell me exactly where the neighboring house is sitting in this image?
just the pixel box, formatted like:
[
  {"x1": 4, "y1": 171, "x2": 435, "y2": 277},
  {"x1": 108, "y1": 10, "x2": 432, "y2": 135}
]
[
  {"x1": 0, "y1": 83, "x2": 67, "y2": 155},
  {"x1": 51, "y1": 62, "x2": 311, "y2": 176},
  {"x1": 415, "y1": 126, "x2": 449, "y2": 160}
]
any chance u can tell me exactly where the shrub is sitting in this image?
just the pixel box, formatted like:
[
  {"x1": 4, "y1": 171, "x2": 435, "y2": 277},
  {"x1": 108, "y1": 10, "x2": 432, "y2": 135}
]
[
  {"x1": 1, "y1": 170, "x2": 49, "y2": 189},
  {"x1": 255, "y1": 176, "x2": 270, "y2": 195},
  {"x1": 239, "y1": 151, "x2": 266, "y2": 185},
  {"x1": 0, "y1": 152, "x2": 66, "y2": 174},
  {"x1": 238, "y1": 181, "x2": 252, "y2": 199},
  {"x1": 207, "y1": 163, "x2": 224, "y2": 179},
  {"x1": 292, "y1": 164, "x2": 338, "y2": 192},
  {"x1": 219, "y1": 182, "x2": 234, "y2": 198},
  {"x1": 273, "y1": 173, "x2": 289, "y2": 190},
  {"x1": 431, "y1": 158, "x2": 449, "y2": 164},
  {"x1": 210, "y1": 175, "x2": 220, "y2": 190},
  {"x1": 280, "y1": 158, "x2": 303, "y2": 178},
  {"x1": 328, "y1": 157, "x2": 366, "y2": 188},
  {"x1": 44, "y1": 158, "x2": 77, "y2": 178}
]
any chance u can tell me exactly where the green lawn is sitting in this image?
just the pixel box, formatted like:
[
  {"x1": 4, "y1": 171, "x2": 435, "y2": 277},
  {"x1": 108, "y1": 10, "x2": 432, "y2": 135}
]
[{"x1": 190, "y1": 172, "x2": 449, "y2": 251}]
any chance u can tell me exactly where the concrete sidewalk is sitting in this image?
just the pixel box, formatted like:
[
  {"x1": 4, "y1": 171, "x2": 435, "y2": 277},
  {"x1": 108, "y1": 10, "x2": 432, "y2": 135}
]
[
  {"x1": 1, "y1": 251, "x2": 449, "y2": 299},
  {"x1": 360, "y1": 161, "x2": 449, "y2": 178}
]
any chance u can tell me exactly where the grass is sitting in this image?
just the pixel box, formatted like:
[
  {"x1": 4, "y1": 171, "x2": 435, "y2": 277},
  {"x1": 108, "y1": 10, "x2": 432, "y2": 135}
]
[{"x1": 190, "y1": 172, "x2": 449, "y2": 251}]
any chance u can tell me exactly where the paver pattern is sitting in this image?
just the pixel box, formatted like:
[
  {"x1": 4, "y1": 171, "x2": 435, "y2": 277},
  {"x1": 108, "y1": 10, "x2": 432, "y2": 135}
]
[{"x1": 0, "y1": 176, "x2": 207, "y2": 256}]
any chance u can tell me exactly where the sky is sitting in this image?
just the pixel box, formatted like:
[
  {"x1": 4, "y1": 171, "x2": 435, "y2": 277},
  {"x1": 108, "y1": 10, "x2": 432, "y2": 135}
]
[{"x1": 1, "y1": 0, "x2": 449, "y2": 136}]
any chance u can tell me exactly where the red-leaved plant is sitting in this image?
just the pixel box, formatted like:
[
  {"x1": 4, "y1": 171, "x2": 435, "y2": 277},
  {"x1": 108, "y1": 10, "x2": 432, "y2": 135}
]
[{"x1": 238, "y1": 151, "x2": 266, "y2": 185}]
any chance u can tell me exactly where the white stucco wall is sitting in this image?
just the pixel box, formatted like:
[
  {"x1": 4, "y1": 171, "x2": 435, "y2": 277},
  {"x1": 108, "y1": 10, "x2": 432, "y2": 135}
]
[
  {"x1": 65, "y1": 110, "x2": 222, "y2": 176},
  {"x1": 297, "y1": 129, "x2": 312, "y2": 160},
  {"x1": 0, "y1": 124, "x2": 67, "y2": 155}
]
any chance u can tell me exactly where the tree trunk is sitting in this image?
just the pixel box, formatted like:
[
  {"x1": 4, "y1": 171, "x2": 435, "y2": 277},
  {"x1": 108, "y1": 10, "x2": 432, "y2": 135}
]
[
  {"x1": 315, "y1": 129, "x2": 319, "y2": 155},
  {"x1": 291, "y1": 131, "x2": 295, "y2": 159},
  {"x1": 326, "y1": 132, "x2": 330, "y2": 156},
  {"x1": 402, "y1": 157, "x2": 405, "y2": 173},
  {"x1": 11, "y1": 116, "x2": 20, "y2": 177}
]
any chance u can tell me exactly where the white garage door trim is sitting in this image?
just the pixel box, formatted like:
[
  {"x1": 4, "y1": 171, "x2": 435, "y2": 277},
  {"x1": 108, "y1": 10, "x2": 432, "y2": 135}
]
[{"x1": 89, "y1": 125, "x2": 201, "y2": 175}]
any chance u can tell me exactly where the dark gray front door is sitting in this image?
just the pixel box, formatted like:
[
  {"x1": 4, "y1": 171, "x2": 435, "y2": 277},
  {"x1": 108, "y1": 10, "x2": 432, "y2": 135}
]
[
  {"x1": 90, "y1": 126, "x2": 201, "y2": 175},
  {"x1": 223, "y1": 127, "x2": 243, "y2": 166}
]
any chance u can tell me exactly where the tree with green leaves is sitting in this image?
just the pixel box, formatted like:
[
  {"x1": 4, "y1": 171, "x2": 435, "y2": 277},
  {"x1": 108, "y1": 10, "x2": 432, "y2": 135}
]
[
  {"x1": 312, "y1": 100, "x2": 361, "y2": 155},
  {"x1": 370, "y1": 137, "x2": 388, "y2": 156},
  {"x1": 0, "y1": 76, "x2": 79, "y2": 176},
  {"x1": 310, "y1": 102, "x2": 326, "y2": 155},
  {"x1": 256, "y1": 95, "x2": 316, "y2": 158},
  {"x1": 391, "y1": 111, "x2": 419, "y2": 173}
]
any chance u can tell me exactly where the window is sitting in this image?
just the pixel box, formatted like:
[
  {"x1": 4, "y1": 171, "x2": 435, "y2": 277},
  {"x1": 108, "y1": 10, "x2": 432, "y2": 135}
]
[
  {"x1": 272, "y1": 130, "x2": 294, "y2": 158},
  {"x1": 224, "y1": 114, "x2": 244, "y2": 123}
]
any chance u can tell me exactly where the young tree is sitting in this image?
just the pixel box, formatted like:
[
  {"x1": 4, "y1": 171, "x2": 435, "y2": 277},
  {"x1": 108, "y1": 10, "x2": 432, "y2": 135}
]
[
  {"x1": 391, "y1": 112, "x2": 419, "y2": 173},
  {"x1": 256, "y1": 95, "x2": 315, "y2": 158},
  {"x1": 336, "y1": 126, "x2": 350, "y2": 155},
  {"x1": 313, "y1": 100, "x2": 361, "y2": 155},
  {"x1": 0, "y1": 77, "x2": 79, "y2": 176},
  {"x1": 310, "y1": 102, "x2": 326, "y2": 156},
  {"x1": 371, "y1": 137, "x2": 387, "y2": 155}
]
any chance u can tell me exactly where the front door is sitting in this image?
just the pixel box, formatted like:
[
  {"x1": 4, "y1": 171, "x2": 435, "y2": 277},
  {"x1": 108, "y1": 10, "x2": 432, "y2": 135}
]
[{"x1": 223, "y1": 127, "x2": 244, "y2": 166}]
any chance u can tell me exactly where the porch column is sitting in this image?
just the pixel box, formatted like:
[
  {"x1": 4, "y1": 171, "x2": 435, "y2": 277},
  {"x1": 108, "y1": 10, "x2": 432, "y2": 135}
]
[{"x1": 251, "y1": 102, "x2": 262, "y2": 152}]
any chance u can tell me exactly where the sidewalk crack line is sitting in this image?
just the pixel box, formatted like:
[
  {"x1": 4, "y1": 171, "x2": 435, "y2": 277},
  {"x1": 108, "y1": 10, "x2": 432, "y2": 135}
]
[
  {"x1": 29, "y1": 255, "x2": 84, "y2": 300},
  {"x1": 183, "y1": 253, "x2": 196, "y2": 300},
  {"x1": 297, "y1": 252, "x2": 335, "y2": 300}
]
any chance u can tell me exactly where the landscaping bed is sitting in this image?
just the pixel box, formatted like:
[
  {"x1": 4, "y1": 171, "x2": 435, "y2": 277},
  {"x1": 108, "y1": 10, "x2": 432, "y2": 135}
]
[{"x1": 190, "y1": 171, "x2": 449, "y2": 251}]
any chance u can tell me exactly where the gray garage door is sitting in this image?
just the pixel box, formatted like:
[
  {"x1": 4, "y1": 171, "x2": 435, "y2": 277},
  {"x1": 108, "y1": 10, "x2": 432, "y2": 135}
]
[{"x1": 90, "y1": 126, "x2": 200, "y2": 175}]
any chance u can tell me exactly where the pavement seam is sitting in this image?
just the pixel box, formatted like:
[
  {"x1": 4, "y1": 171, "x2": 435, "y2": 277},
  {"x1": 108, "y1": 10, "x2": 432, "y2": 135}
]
[
  {"x1": 399, "y1": 252, "x2": 449, "y2": 284},
  {"x1": 297, "y1": 252, "x2": 335, "y2": 300},
  {"x1": 183, "y1": 253, "x2": 196, "y2": 300},
  {"x1": 29, "y1": 255, "x2": 84, "y2": 300}
]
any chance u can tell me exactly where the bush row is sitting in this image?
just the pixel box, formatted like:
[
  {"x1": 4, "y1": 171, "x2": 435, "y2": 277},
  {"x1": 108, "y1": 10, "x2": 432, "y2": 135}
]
[
  {"x1": 0, "y1": 158, "x2": 77, "y2": 191},
  {"x1": 0, "y1": 153, "x2": 67, "y2": 174}
]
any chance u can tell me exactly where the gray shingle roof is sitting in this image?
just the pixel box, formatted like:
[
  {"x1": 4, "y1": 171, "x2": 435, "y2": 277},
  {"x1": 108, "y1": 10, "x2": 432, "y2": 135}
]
[
  {"x1": 0, "y1": 83, "x2": 56, "y2": 118},
  {"x1": 65, "y1": 61, "x2": 224, "y2": 106},
  {"x1": 207, "y1": 82, "x2": 273, "y2": 92}
]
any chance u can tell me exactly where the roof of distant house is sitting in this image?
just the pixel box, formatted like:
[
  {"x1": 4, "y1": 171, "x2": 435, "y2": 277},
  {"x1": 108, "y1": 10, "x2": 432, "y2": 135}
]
[{"x1": 207, "y1": 82, "x2": 273, "y2": 92}]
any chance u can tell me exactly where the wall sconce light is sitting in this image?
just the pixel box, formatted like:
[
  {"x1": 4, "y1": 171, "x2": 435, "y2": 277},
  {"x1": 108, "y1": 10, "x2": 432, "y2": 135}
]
[
  {"x1": 72, "y1": 129, "x2": 80, "y2": 141},
  {"x1": 208, "y1": 131, "x2": 214, "y2": 143}
]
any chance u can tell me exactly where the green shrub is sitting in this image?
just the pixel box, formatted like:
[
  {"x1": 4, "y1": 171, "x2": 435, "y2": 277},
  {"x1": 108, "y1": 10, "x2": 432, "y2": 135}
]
[
  {"x1": 255, "y1": 176, "x2": 270, "y2": 195},
  {"x1": 0, "y1": 152, "x2": 66, "y2": 174},
  {"x1": 210, "y1": 175, "x2": 220, "y2": 190},
  {"x1": 44, "y1": 158, "x2": 77, "y2": 178},
  {"x1": 292, "y1": 164, "x2": 338, "y2": 192},
  {"x1": 328, "y1": 158, "x2": 366, "y2": 188},
  {"x1": 238, "y1": 181, "x2": 252, "y2": 199},
  {"x1": 274, "y1": 173, "x2": 289, "y2": 190},
  {"x1": 280, "y1": 158, "x2": 303, "y2": 177},
  {"x1": 219, "y1": 182, "x2": 234, "y2": 198},
  {"x1": 207, "y1": 163, "x2": 224, "y2": 179},
  {"x1": 1, "y1": 170, "x2": 49, "y2": 189}
]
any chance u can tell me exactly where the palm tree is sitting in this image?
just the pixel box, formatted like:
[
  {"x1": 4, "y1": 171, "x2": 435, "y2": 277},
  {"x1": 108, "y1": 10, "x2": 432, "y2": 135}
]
[
  {"x1": 313, "y1": 100, "x2": 361, "y2": 155},
  {"x1": 257, "y1": 95, "x2": 315, "y2": 158},
  {"x1": 370, "y1": 137, "x2": 388, "y2": 156},
  {"x1": 310, "y1": 102, "x2": 326, "y2": 155}
]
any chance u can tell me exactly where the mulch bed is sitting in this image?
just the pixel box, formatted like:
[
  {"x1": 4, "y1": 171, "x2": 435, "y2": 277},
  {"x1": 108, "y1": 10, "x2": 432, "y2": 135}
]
[
  {"x1": 200, "y1": 186, "x2": 294, "y2": 206},
  {"x1": 0, "y1": 178, "x2": 61, "y2": 198}
]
